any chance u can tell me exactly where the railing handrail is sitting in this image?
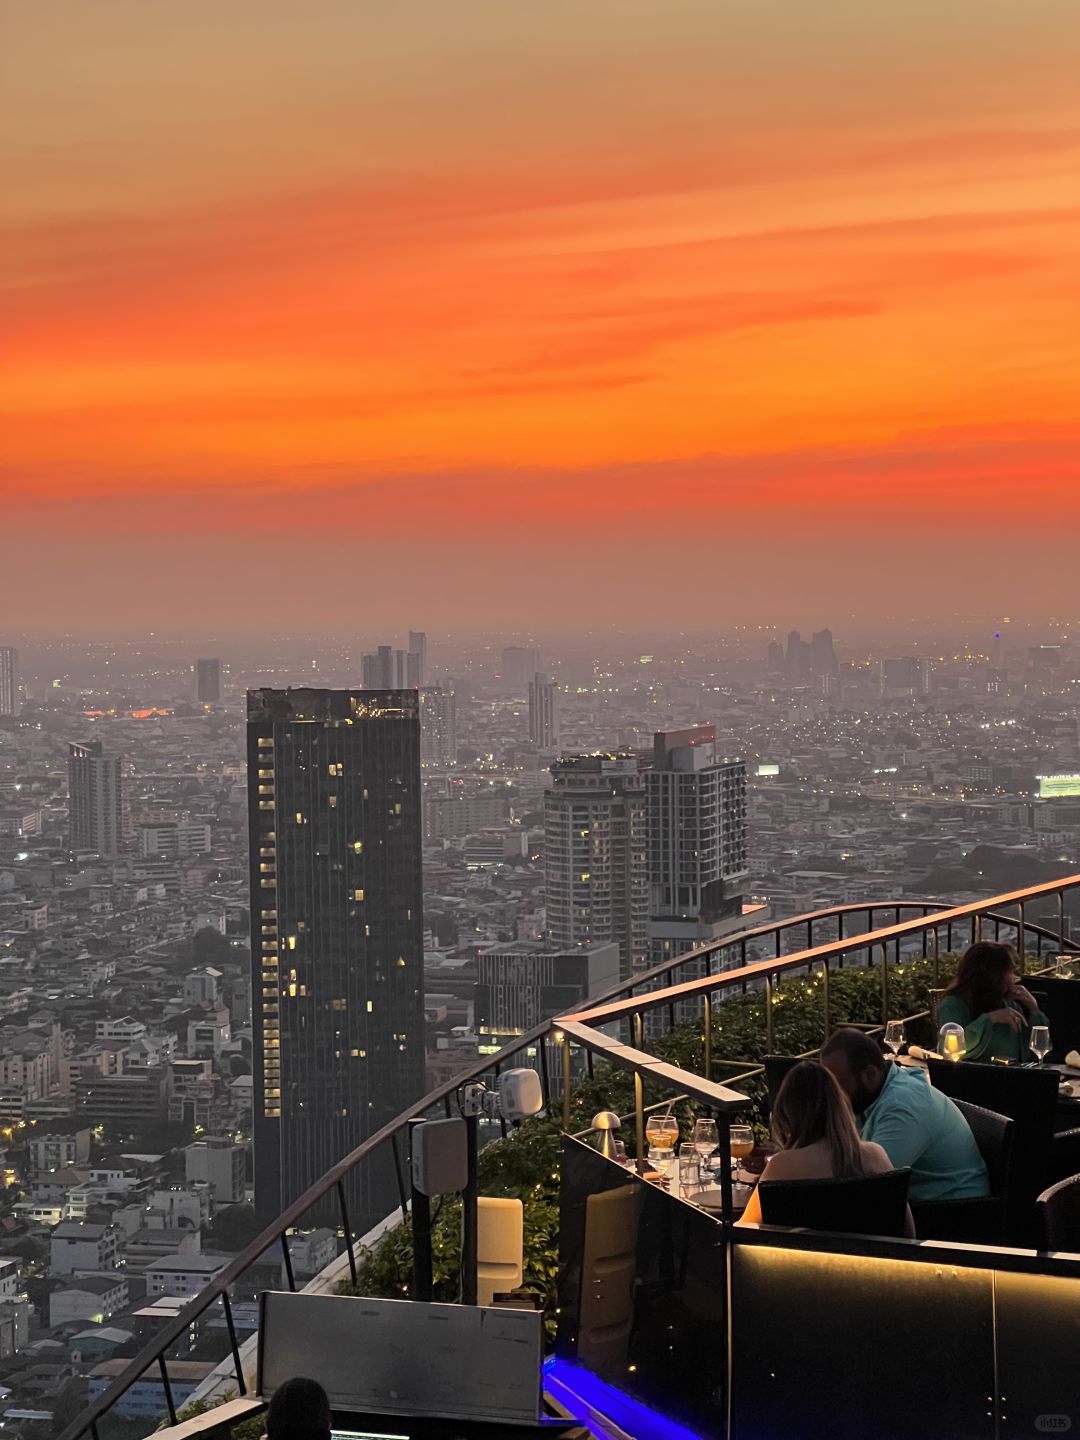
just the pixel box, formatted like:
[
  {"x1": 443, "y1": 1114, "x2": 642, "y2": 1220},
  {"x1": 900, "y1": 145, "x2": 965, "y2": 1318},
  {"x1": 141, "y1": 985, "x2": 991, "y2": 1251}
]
[
  {"x1": 563, "y1": 873, "x2": 1080, "y2": 1026},
  {"x1": 60, "y1": 874, "x2": 1079, "y2": 1440},
  {"x1": 558, "y1": 1019, "x2": 751, "y2": 1112},
  {"x1": 558, "y1": 895, "x2": 1077, "y2": 1019},
  {"x1": 583, "y1": 899, "x2": 942, "y2": 1004}
]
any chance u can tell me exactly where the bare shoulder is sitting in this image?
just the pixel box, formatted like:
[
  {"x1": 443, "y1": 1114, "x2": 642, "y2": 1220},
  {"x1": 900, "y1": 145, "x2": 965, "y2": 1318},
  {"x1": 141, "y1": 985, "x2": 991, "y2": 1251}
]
[
  {"x1": 860, "y1": 1141, "x2": 895, "y2": 1173},
  {"x1": 758, "y1": 1149, "x2": 798, "y2": 1181}
]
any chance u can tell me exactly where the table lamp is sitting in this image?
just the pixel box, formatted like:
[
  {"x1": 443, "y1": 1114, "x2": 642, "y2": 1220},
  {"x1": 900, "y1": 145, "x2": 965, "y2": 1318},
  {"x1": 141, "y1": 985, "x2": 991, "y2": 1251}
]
[
  {"x1": 937, "y1": 1022, "x2": 966, "y2": 1062},
  {"x1": 591, "y1": 1111, "x2": 622, "y2": 1160}
]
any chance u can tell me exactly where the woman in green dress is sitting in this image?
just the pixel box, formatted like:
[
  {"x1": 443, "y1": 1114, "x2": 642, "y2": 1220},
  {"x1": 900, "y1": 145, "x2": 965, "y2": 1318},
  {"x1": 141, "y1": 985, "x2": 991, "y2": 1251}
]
[{"x1": 938, "y1": 941, "x2": 1050, "y2": 1062}]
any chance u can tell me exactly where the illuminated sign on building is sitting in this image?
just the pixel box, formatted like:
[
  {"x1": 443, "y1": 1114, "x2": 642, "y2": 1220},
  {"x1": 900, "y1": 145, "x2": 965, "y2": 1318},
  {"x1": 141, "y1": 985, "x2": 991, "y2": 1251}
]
[
  {"x1": 756, "y1": 763, "x2": 780, "y2": 777},
  {"x1": 1039, "y1": 774, "x2": 1080, "y2": 798}
]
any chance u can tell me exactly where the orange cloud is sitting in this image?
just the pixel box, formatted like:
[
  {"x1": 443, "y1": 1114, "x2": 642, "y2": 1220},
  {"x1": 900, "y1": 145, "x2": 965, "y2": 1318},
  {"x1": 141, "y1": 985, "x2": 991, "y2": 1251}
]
[{"x1": 5, "y1": 3, "x2": 1080, "y2": 630}]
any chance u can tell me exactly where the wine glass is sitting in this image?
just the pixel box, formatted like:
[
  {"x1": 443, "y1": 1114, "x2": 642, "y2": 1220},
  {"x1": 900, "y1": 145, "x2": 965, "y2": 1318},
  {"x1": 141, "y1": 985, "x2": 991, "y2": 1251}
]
[
  {"x1": 1030, "y1": 1024, "x2": 1051, "y2": 1067},
  {"x1": 613, "y1": 1140, "x2": 628, "y2": 1167},
  {"x1": 884, "y1": 1020, "x2": 906, "y2": 1060},
  {"x1": 693, "y1": 1118, "x2": 719, "y2": 1177},
  {"x1": 646, "y1": 1113, "x2": 678, "y2": 1152},
  {"x1": 645, "y1": 1114, "x2": 668, "y2": 1152},
  {"x1": 730, "y1": 1123, "x2": 755, "y2": 1181}
]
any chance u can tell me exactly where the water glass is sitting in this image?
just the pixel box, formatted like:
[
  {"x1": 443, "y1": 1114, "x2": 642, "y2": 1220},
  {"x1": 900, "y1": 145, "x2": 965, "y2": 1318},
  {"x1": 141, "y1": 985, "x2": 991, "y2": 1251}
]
[
  {"x1": 648, "y1": 1147, "x2": 673, "y2": 1188},
  {"x1": 679, "y1": 1143, "x2": 700, "y2": 1191}
]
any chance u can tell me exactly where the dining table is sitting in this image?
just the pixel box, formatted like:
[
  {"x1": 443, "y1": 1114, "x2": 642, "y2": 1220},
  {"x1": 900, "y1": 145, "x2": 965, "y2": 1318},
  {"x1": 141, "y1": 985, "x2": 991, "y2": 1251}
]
[{"x1": 643, "y1": 1145, "x2": 772, "y2": 1217}]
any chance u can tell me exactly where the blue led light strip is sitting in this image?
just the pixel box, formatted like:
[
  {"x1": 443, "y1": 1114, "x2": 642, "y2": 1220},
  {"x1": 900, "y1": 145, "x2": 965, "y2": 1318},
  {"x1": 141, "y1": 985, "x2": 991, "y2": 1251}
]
[{"x1": 544, "y1": 1358, "x2": 708, "y2": 1440}]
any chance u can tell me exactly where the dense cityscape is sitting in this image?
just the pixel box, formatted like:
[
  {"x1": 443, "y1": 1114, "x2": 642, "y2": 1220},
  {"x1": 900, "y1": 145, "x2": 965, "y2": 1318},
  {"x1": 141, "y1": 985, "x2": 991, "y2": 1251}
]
[{"x1": 0, "y1": 621, "x2": 1077, "y2": 1430}]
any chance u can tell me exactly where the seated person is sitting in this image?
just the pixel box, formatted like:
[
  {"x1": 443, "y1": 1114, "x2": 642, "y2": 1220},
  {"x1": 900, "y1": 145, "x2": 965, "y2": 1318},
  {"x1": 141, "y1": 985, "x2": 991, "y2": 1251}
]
[
  {"x1": 267, "y1": 1376, "x2": 333, "y2": 1440},
  {"x1": 821, "y1": 1028, "x2": 989, "y2": 1203},
  {"x1": 739, "y1": 1060, "x2": 915, "y2": 1236},
  {"x1": 938, "y1": 941, "x2": 1050, "y2": 1062}
]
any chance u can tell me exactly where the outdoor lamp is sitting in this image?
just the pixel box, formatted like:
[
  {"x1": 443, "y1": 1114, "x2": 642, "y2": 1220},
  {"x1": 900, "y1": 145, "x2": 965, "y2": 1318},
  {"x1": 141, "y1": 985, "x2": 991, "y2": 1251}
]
[{"x1": 937, "y1": 1022, "x2": 966, "y2": 1062}]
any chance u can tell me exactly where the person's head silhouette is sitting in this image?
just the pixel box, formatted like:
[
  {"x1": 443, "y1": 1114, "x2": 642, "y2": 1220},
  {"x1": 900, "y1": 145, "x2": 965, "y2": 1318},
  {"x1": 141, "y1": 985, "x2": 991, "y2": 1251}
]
[{"x1": 266, "y1": 1376, "x2": 333, "y2": 1440}]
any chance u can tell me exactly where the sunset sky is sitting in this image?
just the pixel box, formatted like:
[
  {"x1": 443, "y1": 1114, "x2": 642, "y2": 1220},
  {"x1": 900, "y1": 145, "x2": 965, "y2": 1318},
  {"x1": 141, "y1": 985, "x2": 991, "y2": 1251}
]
[{"x1": 4, "y1": 1, "x2": 1080, "y2": 631}]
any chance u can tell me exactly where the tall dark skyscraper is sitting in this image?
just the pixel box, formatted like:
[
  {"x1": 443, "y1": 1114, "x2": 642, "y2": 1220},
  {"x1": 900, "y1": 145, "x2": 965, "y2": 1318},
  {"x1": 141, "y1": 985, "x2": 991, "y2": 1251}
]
[
  {"x1": 194, "y1": 658, "x2": 224, "y2": 704},
  {"x1": 68, "y1": 739, "x2": 125, "y2": 856},
  {"x1": 247, "y1": 689, "x2": 424, "y2": 1225},
  {"x1": 0, "y1": 647, "x2": 17, "y2": 717}
]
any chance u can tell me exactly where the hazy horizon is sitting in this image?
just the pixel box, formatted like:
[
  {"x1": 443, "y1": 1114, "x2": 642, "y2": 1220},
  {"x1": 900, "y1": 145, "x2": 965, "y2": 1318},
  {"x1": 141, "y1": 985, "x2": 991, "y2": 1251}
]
[{"x1": 2, "y1": 615, "x2": 1072, "y2": 655}]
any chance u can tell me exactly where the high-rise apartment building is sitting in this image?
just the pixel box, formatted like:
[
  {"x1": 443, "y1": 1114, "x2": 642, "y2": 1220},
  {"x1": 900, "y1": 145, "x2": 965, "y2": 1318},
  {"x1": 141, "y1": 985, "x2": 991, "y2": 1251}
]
[
  {"x1": 68, "y1": 740, "x2": 125, "y2": 857},
  {"x1": 419, "y1": 685, "x2": 456, "y2": 769},
  {"x1": 0, "y1": 648, "x2": 17, "y2": 716},
  {"x1": 408, "y1": 632, "x2": 427, "y2": 688},
  {"x1": 544, "y1": 753, "x2": 648, "y2": 979},
  {"x1": 362, "y1": 646, "x2": 421, "y2": 690},
  {"x1": 646, "y1": 727, "x2": 748, "y2": 969},
  {"x1": 193, "y1": 659, "x2": 224, "y2": 704},
  {"x1": 247, "y1": 689, "x2": 423, "y2": 1227},
  {"x1": 500, "y1": 646, "x2": 541, "y2": 690},
  {"x1": 528, "y1": 673, "x2": 560, "y2": 752}
]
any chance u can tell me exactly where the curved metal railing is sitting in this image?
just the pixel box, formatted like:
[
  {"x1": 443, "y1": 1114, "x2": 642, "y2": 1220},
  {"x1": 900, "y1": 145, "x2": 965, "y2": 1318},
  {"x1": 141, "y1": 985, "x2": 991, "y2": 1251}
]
[{"x1": 59, "y1": 874, "x2": 1080, "y2": 1440}]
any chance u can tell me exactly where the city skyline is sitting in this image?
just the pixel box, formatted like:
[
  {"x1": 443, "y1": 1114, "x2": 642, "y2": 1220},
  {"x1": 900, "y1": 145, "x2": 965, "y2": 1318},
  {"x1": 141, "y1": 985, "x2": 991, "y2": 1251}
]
[{"x1": 5, "y1": 2, "x2": 1080, "y2": 628}]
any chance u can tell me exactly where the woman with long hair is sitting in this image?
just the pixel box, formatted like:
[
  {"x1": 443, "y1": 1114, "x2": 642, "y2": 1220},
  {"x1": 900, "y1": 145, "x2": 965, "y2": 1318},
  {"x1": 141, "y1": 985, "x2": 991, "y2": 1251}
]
[
  {"x1": 739, "y1": 1061, "x2": 914, "y2": 1234},
  {"x1": 938, "y1": 941, "x2": 1049, "y2": 1062}
]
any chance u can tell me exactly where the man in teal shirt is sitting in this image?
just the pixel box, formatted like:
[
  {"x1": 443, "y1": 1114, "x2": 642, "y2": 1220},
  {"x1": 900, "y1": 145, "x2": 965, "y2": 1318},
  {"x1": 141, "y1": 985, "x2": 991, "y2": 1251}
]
[{"x1": 821, "y1": 1028, "x2": 989, "y2": 1202}]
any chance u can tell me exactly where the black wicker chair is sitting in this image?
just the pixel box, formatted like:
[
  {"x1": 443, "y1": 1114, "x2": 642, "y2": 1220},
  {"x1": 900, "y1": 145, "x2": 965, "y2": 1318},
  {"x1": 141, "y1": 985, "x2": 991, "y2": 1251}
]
[
  {"x1": 758, "y1": 1167, "x2": 911, "y2": 1238},
  {"x1": 1036, "y1": 1172, "x2": 1080, "y2": 1252},
  {"x1": 910, "y1": 1098, "x2": 1014, "y2": 1244}
]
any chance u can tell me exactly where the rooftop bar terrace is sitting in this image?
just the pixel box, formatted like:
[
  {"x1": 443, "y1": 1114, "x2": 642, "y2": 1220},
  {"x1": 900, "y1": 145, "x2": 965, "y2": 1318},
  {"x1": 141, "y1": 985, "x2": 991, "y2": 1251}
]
[{"x1": 60, "y1": 874, "x2": 1080, "y2": 1440}]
